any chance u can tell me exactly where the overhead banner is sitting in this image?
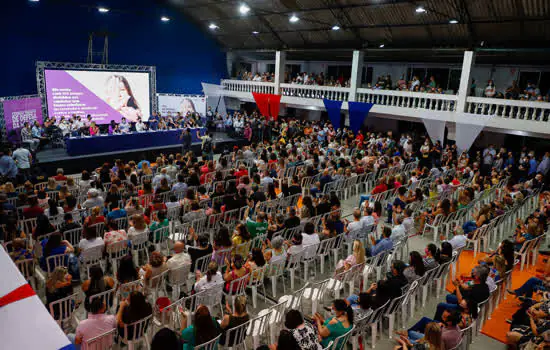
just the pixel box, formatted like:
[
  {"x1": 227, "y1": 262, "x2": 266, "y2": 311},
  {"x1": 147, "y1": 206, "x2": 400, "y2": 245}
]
[
  {"x1": 2, "y1": 97, "x2": 43, "y2": 138},
  {"x1": 422, "y1": 118, "x2": 446, "y2": 145},
  {"x1": 157, "y1": 95, "x2": 207, "y2": 117},
  {"x1": 455, "y1": 113, "x2": 495, "y2": 154},
  {"x1": 348, "y1": 102, "x2": 374, "y2": 134},
  {"x1": 252, "y1": 92, "x2": 271, "y2": 118},
  {"x1": 202, "y1": 82, "x2": 227, "y2": 116},
  {"x1": 323, "y1": 99, "x2": 343, "y2": 131}
]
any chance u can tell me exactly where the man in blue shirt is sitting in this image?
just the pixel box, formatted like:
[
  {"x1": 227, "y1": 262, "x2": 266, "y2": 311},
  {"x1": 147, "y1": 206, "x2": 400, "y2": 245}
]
[
  {"x1": 528, "y1": 155, "x2": 539, "y2": 177},
  {"x1": 369, "y1": 227, "x2": 393, "y2": 256},
  {"x1": 0, "y1": 149, "x2": 18, "y2": 181},
  {"x1": 537, "y1": 152, "x2": 550, "y2": 176},
  {"x1": 149, "y1": 111, "x2": 160, "y2": 130}
]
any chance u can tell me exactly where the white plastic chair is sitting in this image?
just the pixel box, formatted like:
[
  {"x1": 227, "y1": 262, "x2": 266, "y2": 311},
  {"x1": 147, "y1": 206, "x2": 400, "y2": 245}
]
[
  {"x1": 84, "y1": 328, "x2": 116, "y2": 350},
  {"x1": 168, "y1": 262, "x2": 192, "y2": 300},
  {"x1": 106, "y1": 240, "x2": 129, "y2": 276},
  {"x1": 302, "y1": 278, "x2": 331, "y2": 314},
  {"x1": 194, "y1": 334, "x2": 222, "y2": 350},
  {"x1": 120, "y1": 315, "x2": 152, "y2": 350},
  {"x1": 48, "y1": 292, "x2": 80, "y2": 332},
  {"x1": 129, "y1": 231, "x2": 149, "y2": 266},
  {"x1": 247, "y1": 265, "x2": 267, "y2": 308},
  {"x1": 257, "y1": 301, "x2": 287, "y2": 344},
  {"x1": 323, "y1": 324, "x2": 355, "y2": 350},
  {"x1": 265, "y1": 258, "x2": 286, "y2": 297},
  {"x1": 223, "y1": 273, "x2": 250, "y2": 312},
  {"x1": 286, "y1": 248, "x2": 305, "y2": 290}
]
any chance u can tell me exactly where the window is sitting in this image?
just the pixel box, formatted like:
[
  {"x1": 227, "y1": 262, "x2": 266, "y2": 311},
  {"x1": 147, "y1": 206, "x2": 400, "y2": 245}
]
[
  {"x1": 362, "y1": 66, "x2": 373, "y2": 85},
  {"x1": 425, "y1": 68, "x2": 450, "y2": 91},
  {"x1": 448, "y1": 69, "x2": 461, "y2": 94},
  {"x1": 266, "y1": 64, "x2": 276, "y2": 73},
  {"x1": 518, "y1": 71, "x2": 540, "y2": 92}
]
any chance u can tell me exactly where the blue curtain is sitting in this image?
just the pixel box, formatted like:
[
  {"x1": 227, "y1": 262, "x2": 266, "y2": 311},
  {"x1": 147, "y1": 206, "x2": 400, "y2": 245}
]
[
  {"x1": 323, "y1": 99, "x2": 343, "y2": 131},
  {"x1": 348, "y1": 102, "x2": 374, "y2": 134}
]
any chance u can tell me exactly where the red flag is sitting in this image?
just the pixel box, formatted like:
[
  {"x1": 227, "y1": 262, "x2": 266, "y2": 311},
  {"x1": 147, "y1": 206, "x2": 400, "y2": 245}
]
[
  {"x1": 252, "y1": 92, "x2": 270, "y2": 118},
  {"x1": 268, "y1": 94, "x2": 282, "y2": 121}
]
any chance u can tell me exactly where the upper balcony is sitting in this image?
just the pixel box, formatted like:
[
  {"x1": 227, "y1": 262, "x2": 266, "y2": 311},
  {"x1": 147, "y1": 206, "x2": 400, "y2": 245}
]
[{"x1": 221, "y1": 79, "x2": 550, "y2": 137}]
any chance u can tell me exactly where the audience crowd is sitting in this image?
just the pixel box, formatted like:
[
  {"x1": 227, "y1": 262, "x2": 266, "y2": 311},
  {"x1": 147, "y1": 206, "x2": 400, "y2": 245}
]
[{"x1": 1, "y1": 112, "x2": 550, "y2": 350}]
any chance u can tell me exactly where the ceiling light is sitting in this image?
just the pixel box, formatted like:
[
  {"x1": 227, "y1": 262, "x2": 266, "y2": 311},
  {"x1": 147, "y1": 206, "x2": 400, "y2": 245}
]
[
  {"x1": 332, "y1": 25, "x2": 340, "y2": 31},
  {"x1": 29, "y1": 0, "x2": 40, "y2": 2},
  {"x1": 209, "y1": 23, "x2": 219, "y2": 30},
  {"x1": 252, "y1": 31, "x2": 259, "y2": 35},
  {"x1": 449, "y1": 19, "x2": 458, "y2": 24},
  {"x1": 379, "y1": 44, "x2": 385, "y2": 48},
  {"x1": 289, "y1": 15, "x2": 299, "y2": 23},
  {"x1": 239, "y1": 4, "x2": 250, "y2": 14},
  {"x1": 98, "y1": 7, "x2": 109, "y2": 13},
  {"x1": 161, "y1": 16, "x2": 170, "y2": 22},
  {"x1": 415, "y1": 6, "x2": 426, "y2": 13}
]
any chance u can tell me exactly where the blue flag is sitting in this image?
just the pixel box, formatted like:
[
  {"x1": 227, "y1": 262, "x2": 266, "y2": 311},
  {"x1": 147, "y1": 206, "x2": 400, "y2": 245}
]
[
  {"x1": 323, "y1": 99, "x2": 343, "y2": 131},
  {"x1": 348, "y1": 102, "x2": 374, "y2": 134}
]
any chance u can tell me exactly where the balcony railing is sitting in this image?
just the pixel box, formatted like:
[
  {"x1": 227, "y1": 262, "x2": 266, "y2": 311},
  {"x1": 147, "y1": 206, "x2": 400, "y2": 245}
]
[
  {"x1": 356, "y1": 88, "x2": 458, "y2": 112},
  {"x1": 280, "y1": 83, "x2": 350, "y2": 101},
  {"x1": 221, "y1": 80, "x2": 274, "y2": 94},
  {"x1": 220, "y1": 79, "x2": 550, "y2": 132},
  {"x1": 466, "y1": 97, "x2": 550, "y2": 122}
]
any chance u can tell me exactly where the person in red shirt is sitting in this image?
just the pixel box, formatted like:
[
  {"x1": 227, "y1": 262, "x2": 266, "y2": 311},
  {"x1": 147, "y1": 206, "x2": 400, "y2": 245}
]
[
  {"x1": 23, "y1": 196, "x2": 44, "y2": 219},
  {"x1": 355, "y1": 131, "x2": 364, "y2": 145},
  {"x1": 234, "y1": 164, "x2": 248, "y2": 179},
  {"x1": 53, "y1": 168, "x2": 68, "y2": 181},
  {"x1": 359, "y1": 178, "x2": 388, "y2": 208}
]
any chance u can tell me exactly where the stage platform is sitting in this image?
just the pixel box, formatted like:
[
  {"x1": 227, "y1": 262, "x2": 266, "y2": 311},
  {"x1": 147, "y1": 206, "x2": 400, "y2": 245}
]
[{"x1": 35, "y1": 132, "x2": 245, "y2": 175}]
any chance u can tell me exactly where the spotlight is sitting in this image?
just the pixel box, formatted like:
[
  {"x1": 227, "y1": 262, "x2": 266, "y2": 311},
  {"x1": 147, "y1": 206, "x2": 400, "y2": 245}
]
[
  {"x1": 332, "y1": 25, "x2": 340, "y2": 31},
  {"x1": 252, "y1": 31, "x2": 259, "y2": 34},
  {"x1": 379, "y1": 44, "x2": 385, "y2": 48},
  {"x1": 209, "y1": 23, "x2": 219, "y2": 30},
  {"x1": 161, "y1": 16, "x2": 170, "y2": 22},
  {"x1": 415, "y1": 6, "x2": 426, "y2": 13},
  {"x1": 289, "y1": 15, "x2": 299, "y2": 23},
  {"x1": 29, "y1": 0, "x2": 40, "y2": 2},
  {"x1": 98, "y1": 7, "x2": 110, "y2": 13},
  {"x1": 239, "y1": 4, "x2": 250, "y2": 14},
  {"x1": 449, "y1": 19, "x2": 458, "y2": 24}
]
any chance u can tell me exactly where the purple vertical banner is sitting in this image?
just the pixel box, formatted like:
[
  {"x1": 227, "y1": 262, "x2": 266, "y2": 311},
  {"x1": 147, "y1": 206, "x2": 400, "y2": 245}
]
[
  {"x1": 348, "y1": 101, "x2": 374, "y2": 134},
  {"x1": 3, "y1": 97, "x2": 43, "y2": 142}
]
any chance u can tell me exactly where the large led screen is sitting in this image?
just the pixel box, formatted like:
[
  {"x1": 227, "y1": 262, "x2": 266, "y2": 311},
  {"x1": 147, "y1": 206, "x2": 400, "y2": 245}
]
[{"x1": 45, "y1": 69, "x2": 151, "y2": 123}]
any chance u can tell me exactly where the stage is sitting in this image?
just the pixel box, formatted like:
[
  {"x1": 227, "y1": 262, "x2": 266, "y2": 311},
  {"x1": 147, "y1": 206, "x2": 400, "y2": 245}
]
[{"x1": 35, "y1": 131, "x2": 245, "y2": 175}]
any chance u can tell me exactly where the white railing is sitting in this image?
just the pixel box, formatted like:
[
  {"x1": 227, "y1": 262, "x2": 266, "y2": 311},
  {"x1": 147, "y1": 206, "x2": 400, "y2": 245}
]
[
  {"x1": 466, "y1": 97, "x2": 550, "y2": 122},
  {"x1": 221, "y1": 80, "x2": 274, "y2": 94},
  {"x1": 356, "y1": 88, "x2": 458, "y2": 112},
  {"x1": 280, "y1": 83, "x2": 351, "y2": 101}
]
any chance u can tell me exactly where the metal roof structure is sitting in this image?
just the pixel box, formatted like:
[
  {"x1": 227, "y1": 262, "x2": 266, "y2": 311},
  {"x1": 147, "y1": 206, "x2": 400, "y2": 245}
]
[{"x1": 168, "y1": 0, "x2": 550, "y2": 52}]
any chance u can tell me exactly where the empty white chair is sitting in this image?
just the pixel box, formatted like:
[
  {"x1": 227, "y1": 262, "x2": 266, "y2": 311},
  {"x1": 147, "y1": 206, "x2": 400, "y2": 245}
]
[
  {"x1": 257, "y1": 301, "x2": 287, "y2": 344},
  {"x1": 145, "y1": 269, "x2": 169, "y2": 302},
  {"x1": 302, "y1": 278, "x2": 331, "y2": 314},
  {"x1": 247, "y1": 265, "x2": 267, "y2": 308},
  {"x1": 247, "y1": 310, "x2": 273, "y2": 349},
  {"x1": 129, "y1": 231, "x2": 149, "y2": 267},
  {"x1": 81, "y1": 245, "x2": 105, "y2": 277},
  {"x1": 286, "y1": 249, "x2": 305, "y2": 291}
]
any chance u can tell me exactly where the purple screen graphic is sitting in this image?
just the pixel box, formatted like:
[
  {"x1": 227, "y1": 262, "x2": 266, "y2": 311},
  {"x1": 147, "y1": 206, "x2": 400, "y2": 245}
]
[{"x1": 44, "y1": 70, "x2": 151, "y2": 124}]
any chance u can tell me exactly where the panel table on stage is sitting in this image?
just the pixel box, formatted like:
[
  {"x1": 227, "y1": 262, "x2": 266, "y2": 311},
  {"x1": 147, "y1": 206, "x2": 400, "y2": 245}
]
[{"x1": 65, "y1": 128, "x2": 205, "y2": 156}]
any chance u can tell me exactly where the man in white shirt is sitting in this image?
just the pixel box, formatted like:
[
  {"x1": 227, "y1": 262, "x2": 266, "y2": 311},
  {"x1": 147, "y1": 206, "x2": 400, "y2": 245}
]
[
  {"x1": 135, "y1": 118, "x2": 147, "y2": 132},
  {"x1": 58, "y1": 117, "x2": 70, "y2": 136},
  {"x1": 346, "y1": 209, "x2": 364, "y2": 233},
  {"x1": 440, "y1": 227, "x2": 467, "y2": 250},
  {"x1": 12, "y1": 144, "x2": 32, "y2": 180},
  {"x1": 401, "y1": 208, "x2": 415, "y2": 236},
  {"x1": 166, "y1": 241, "x2": 191, "y2": 270},
  {"x1": 261, "y1": 170, "x2": 274, "y2": 191},
  {"x1": 360, "y1": 207, "x2": 375, "y2": 228},
  {"x1": 152, "y1": 168, "x2": 170, "y2": 188},
  {"x1": 390, "y1": 215, "x2": 406, "y2": 242}
]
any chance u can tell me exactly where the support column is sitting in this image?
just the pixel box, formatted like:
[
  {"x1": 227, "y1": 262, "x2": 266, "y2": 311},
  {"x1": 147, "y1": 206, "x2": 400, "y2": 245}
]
[
  {"x1": 456, "y1": 51, "x2": 476, "y2": 113},
  {"x1": 348, "y1": 50, "x2": 364, "y2": 102},
  {"x1": 274, "y1": 51, "x2": 286, "y2": 95}
]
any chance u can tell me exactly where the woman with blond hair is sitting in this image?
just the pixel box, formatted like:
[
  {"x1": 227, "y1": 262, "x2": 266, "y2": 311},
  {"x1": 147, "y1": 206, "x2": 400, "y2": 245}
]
[
  {"x1": 220, "y1": 295, "x2": 249, "y2": 346},
  {"x1": 335, "y1": 240, "x2": 365, "y2": 274},
  {"x1": 394, "y1": 322, "x2": 443, "y2": 350},
  {"x1": 46, "y1": 266, "x2": 74, "y2": 318},
  {"x1": 127, "y1": 213, "x2": 148, "y2": 239},
  {"x1": 84, "y1": 206, "x2": 105, "y2": 227}
]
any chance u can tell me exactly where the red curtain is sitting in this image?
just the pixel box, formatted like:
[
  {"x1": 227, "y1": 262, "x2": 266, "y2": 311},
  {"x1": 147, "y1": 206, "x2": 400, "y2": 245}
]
[
  {"x1": 268, "y1": 94, "x2": 282, "y2": 121},
  {"x1": 252, "y1": 92, "x2": 270, "y2": 117}
]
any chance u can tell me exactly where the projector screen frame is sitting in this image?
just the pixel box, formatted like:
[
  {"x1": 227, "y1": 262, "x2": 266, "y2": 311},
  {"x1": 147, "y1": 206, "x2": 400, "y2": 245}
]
[{"x1": 36, "y1": 61, "x2": 157, "y2": 120}]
